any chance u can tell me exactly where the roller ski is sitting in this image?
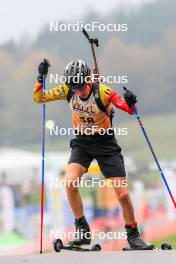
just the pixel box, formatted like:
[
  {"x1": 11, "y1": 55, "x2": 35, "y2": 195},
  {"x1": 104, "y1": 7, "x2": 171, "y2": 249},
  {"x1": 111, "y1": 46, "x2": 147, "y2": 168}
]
[
  {"x1": 123, "y1": 242, "x2": 172, "y2": 251},
  {"x1": 53, "y1": 216, "x2": 101, "y2": 252},
  {"x1": 53, "y1": 239, "x2": 101, "y2": 252},
  {"x1": 123, "y1": 225, "x2": 172, "y2": 251}
]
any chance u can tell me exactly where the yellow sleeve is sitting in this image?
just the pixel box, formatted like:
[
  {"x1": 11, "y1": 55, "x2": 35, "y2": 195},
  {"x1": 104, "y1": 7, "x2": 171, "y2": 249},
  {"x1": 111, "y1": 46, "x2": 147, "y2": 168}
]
[
  {"x1": 99, "y1": 84, "x2": 113, "y2": 107},
  {"x1": 34, "y1": 81, "x2": 69, "y2": 103}
]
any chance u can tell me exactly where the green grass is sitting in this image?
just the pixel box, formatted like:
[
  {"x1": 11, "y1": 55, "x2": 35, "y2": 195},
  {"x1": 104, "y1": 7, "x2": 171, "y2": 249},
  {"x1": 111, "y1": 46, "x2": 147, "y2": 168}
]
[
  {"x1": 137, "y1": 171, "x2": 161, "y2": 184},
  {"x1": 117, "y1": 112, "x2": 176, "y2": 162},
  {"x1": 16, "y1": 139, "x2": 69, "y2": 152}
]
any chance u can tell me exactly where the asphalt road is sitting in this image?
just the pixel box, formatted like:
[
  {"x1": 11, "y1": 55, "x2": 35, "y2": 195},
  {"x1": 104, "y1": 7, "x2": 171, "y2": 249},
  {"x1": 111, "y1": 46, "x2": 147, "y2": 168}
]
[{"x1": 1, "y1": 251, "x2": 176, "y2": 264}]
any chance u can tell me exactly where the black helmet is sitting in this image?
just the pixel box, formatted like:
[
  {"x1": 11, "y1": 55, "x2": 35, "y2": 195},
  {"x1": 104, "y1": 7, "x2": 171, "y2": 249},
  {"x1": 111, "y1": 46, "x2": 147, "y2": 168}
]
[{"x1": 64, "y1": 59, "x2": 90, "y2": 90}]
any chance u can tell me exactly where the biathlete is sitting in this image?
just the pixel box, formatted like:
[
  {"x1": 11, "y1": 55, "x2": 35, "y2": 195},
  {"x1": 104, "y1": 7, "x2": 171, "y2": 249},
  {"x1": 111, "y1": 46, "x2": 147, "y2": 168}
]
[{"x1": 34, "y1": 59, "x2": 154, "y2": 250}]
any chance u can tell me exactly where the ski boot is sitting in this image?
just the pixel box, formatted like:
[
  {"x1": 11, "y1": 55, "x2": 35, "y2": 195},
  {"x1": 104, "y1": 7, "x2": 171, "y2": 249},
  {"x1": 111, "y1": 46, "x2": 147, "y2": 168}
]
[
  {"x1": 125, "y1": 224, "x2": 155, "y2": 250},
  {"x1": 68, "y1": 216, "x2": 91, "y2": 246}
]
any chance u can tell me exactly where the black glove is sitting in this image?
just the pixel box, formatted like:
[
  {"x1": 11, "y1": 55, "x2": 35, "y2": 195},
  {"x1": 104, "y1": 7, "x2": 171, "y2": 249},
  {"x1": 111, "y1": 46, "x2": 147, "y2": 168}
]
[
  {"x1": 123, "y1": 87, "x2": 137, "y2": 107},
  {"x1": 37, "y1": 59, "x2": 50, "y2": 83}
]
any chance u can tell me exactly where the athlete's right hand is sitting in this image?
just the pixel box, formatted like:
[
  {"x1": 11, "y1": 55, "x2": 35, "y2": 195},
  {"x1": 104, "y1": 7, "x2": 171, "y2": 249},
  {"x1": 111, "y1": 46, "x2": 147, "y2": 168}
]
[{"x1": 37, "y1": 59, "x2": 50, "y2": 82}]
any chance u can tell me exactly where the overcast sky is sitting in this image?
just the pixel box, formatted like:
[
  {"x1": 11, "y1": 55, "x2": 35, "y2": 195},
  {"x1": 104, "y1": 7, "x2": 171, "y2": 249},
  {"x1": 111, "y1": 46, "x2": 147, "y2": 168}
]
[{"x1": 1, "y1": 0, "x2": 156, "y2": 44}]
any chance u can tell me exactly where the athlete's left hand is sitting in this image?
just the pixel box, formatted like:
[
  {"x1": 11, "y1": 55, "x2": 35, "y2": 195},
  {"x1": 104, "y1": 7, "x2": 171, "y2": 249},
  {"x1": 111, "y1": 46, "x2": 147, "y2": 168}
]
[{"x1": 124, "y1": 88, "x2": 137, "y2": 107}]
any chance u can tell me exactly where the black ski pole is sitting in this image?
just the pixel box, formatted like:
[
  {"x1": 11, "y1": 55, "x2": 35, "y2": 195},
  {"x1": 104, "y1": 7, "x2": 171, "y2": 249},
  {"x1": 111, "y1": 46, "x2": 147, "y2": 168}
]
[{"x1": 82, "y1": 28, "x2": 100, "y2": 81}]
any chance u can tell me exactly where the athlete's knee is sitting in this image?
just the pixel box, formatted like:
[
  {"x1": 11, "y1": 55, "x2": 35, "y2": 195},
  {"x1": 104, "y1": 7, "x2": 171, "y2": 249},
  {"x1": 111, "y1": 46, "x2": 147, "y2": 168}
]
[
  {"x1": 117, "y1": 191, "x2": 130, "y2": 204},
  {"x1": 65, "y1": 176, "x2": 80, "y2": 192},
  {"x1": 65, "y1": 164, "x2": 84, "y2": 192}
]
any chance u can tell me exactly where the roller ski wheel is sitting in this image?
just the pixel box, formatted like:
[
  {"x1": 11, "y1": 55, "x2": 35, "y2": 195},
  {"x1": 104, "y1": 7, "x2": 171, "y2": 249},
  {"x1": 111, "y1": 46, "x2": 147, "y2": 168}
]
[
  {"x1": 91, "y1": 244, "x2": 101, "y2": 251},
  {"x1": 161, "y1": 242, "x2": 172, "y2": 250},
  {"x1": 53, "y1": 239, "x2": 63, "y2": 252}
]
